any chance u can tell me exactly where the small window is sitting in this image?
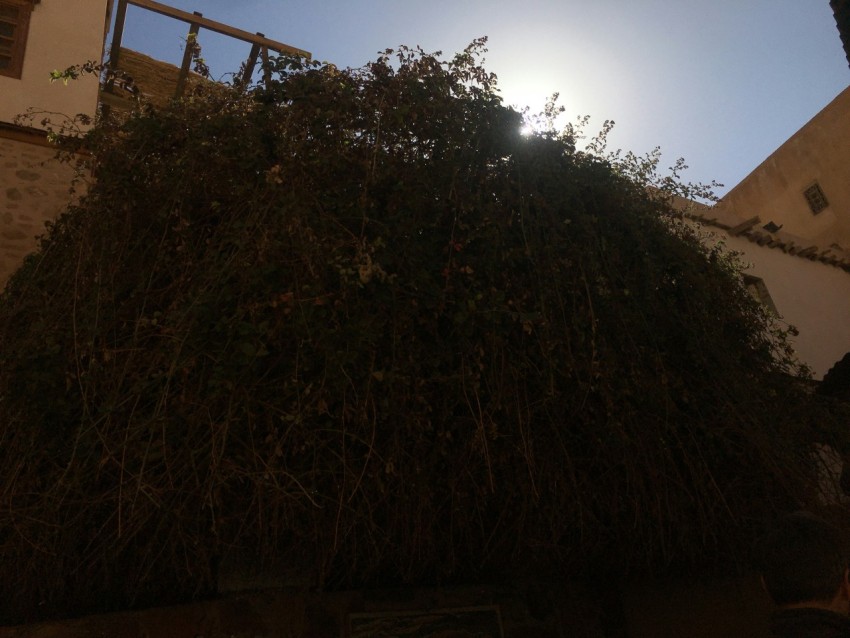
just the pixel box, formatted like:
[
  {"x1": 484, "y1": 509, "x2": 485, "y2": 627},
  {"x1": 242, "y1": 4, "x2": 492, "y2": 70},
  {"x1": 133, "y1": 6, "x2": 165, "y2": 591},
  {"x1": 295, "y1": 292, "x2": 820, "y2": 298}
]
[
  {"x1": 743, "y1": 275, "x2": 778, "y2": 315},
  {"x1": 0, "y1": 1, "x2": 33, "y2": 80},
  {"x1": 803, "y1": 182, "x2": 829, "y2": 215}
]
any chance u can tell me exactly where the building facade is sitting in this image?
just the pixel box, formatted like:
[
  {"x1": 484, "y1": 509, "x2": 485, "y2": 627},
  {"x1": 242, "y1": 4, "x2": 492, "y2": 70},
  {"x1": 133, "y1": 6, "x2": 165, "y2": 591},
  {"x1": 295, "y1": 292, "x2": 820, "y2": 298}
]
[
  {"x1": 713, "y1": 85, "x2": 850, "y2": 252},
  {"x1": 1, "y1": 0, "x2": 309, "y2": 287},
  {"x1": 686, "y1": 200, "x2": 850, "y2": 379},
  {"x1": 692, "y1": 80, "x2": 850, "y2": 378},
  {"x1": 0, "y1": 0, "x2": 111, "y2": 284}
]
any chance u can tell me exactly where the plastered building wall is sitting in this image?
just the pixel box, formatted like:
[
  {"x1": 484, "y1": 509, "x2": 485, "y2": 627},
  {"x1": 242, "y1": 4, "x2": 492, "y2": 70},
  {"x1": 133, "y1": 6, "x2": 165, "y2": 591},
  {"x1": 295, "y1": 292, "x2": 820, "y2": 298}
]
[
  {"x1": 716, "y1": 85, "x2": 850, "y2": 250},
  {"x1": 703, "y1": 224, "x2": 850, "y2": 379},
  {"x1": 0, "y1": 0, "x2": 109, "y2": 126}
]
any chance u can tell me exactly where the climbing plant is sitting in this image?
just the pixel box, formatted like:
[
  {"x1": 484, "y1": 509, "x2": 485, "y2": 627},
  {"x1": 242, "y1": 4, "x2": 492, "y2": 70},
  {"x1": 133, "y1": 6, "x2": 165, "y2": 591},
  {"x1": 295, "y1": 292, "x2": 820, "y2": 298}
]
[{"x1": 0, "y1": 40, "x2": 836, "y2": 624}]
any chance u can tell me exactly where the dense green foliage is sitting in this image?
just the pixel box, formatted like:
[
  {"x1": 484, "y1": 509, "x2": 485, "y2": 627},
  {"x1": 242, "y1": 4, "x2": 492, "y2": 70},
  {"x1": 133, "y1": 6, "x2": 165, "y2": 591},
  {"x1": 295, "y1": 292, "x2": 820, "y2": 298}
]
[{"x1": 0, "y1": 41, "x2": 834, "y2": 622}]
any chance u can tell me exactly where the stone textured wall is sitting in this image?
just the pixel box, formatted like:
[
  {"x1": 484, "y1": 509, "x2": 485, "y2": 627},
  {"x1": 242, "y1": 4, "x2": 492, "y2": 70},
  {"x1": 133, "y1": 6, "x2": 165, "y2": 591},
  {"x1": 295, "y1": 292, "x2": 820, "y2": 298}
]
[
  {"x1": 0, "y1": 135, "x2": 83, "y2": 287},
  {"x1": 108, "y1": 47, "x2": 212, "y2": 110}
]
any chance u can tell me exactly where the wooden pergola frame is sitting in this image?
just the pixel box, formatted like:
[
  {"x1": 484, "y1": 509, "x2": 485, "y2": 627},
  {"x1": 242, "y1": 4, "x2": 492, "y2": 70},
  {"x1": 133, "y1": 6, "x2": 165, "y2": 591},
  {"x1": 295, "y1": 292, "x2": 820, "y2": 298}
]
[{"x1": 107, "y1": 0, "x2": 311, "y2": 98}]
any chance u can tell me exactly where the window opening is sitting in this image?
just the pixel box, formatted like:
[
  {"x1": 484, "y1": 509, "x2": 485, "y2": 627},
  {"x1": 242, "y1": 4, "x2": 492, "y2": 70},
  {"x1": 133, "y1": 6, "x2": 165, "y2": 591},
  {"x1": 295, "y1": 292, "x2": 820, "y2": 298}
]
[
  {"x1": 0, "y1": 1, "x2": 33, "y2": 79},
  {"x1": 743, "y1": 275, "x2": 778, "y2": 315},
  {"x1": 803, "y1": 182, "x2": 829, "y2": 215}
]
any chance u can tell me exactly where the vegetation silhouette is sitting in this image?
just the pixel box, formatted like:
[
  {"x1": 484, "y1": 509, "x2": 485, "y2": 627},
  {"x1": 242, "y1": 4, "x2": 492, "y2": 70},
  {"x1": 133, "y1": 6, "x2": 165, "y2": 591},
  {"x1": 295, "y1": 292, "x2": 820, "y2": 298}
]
[{"x1": 0, "y1": 40, "x2": 841, "y2": 623}]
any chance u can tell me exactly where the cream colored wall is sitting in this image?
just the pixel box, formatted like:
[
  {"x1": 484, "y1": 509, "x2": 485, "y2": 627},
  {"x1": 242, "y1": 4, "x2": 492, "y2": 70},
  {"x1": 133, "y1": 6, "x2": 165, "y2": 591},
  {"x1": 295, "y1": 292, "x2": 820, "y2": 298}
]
[
  {"x1": 702, "y1": 226, "x2": 850, "y2": 379},
  {"x1": 0, "y1": 0, "x2": 110, "y2": 126},
  {"x1": 716, "y1": 86, "x2": 850, "y2": 250}
]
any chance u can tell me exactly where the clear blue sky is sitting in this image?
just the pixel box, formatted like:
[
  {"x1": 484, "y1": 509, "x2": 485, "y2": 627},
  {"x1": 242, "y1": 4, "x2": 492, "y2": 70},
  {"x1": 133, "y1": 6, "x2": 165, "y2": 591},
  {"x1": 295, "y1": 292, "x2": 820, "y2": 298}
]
[{"x1": 114, "y1": 0, "x2": 849, "y2": 196}]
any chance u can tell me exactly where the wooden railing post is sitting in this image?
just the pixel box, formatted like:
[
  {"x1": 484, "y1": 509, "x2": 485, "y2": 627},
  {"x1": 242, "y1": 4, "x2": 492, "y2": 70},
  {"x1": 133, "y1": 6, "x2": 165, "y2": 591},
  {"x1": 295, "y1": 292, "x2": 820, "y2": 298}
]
[
  {"x1": 107, "y1": 0, "x2": 128, "y2": 79},
  {"x1": 261, "y1": 45, "x2": 271, "y2": 87},
  {"x1": 240, "y1": 34, "x2": 263, "y2": 88},
  {"x1": 175, "y1": 11, "x2": 202, "y2": 98},
  {"x1": 100, "y1": 0, "x2": 311, "y2": 108}
]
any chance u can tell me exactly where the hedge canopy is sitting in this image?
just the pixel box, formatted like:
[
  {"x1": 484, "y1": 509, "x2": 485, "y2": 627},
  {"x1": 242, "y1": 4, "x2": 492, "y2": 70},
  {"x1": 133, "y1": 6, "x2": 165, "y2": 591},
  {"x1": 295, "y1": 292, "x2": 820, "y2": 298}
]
[{"x1": 0, "y1": 41, "x2": 831, "y2": 623}]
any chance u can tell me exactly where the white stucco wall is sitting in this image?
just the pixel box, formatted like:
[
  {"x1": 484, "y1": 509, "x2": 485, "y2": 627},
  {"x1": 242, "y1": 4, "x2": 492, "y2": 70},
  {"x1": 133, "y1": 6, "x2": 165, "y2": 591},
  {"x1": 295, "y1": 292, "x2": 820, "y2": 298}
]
[
  {"x1": 0, "y1": 0, "x2": 110, "y2": 126},
  {"x1": 705, "y1": 227, "x2": 850, "y2": 379}
]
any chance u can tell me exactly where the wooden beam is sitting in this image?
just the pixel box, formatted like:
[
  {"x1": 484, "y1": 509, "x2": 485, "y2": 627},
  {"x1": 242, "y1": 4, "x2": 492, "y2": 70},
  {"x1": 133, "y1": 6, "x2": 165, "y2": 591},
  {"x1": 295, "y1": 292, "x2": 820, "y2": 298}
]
[
  {"x1": 0, "y1": 122, "x2": 92, "y2": 155},
  {"x1": 0, "y1": 121, "x2": 50, "y2": 147},
  {"x1": 126, "y1": 0, "x2": 310, "y2": 59},
  {"x1": 728, "y1": 216, "x2": 760, "y2": 236}
]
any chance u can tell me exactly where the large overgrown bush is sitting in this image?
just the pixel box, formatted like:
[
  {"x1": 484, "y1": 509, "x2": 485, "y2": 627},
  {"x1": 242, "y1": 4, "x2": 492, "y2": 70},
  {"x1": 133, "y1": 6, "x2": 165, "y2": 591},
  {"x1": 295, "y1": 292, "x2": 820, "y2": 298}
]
[{"x1": 0, "y1": 40, "x2": 838, "y2": 623}]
